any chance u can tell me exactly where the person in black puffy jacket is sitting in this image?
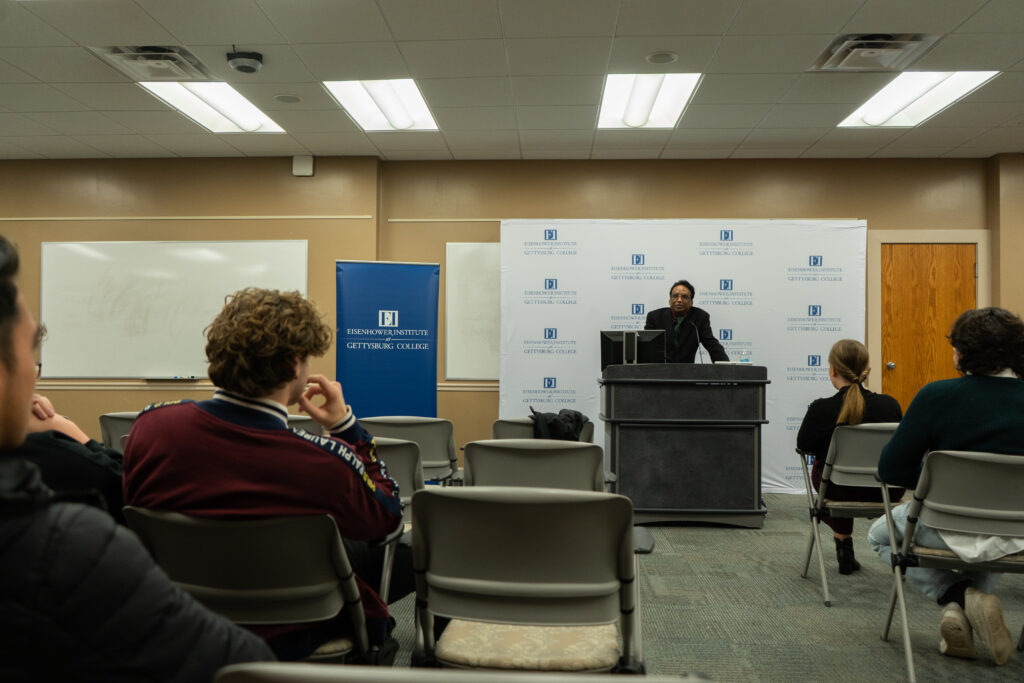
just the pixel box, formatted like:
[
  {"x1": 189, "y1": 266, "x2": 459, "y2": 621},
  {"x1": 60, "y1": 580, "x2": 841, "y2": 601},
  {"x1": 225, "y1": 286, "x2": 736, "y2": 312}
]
[{"x1": 0, "y1": 234, "x2": 275, "y2": 681}]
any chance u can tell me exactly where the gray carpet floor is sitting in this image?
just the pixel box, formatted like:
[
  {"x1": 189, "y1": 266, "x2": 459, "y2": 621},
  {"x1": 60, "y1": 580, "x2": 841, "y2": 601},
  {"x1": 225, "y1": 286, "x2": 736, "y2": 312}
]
[{"x1": 387, "y1": 492, "x2": 1024, "y2": 681}]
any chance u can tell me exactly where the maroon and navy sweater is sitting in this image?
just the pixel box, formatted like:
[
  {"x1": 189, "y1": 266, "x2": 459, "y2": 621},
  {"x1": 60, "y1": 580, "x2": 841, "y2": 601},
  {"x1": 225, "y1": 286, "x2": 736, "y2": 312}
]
[{"x1": 122, "y1": 390, "x2": 402, "y2": 636}]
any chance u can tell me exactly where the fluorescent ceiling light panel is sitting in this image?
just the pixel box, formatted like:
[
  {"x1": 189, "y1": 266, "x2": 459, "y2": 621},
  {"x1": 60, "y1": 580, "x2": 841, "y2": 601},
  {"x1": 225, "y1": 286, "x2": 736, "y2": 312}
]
[
  {"x1": 839, "y1": 71, "x2": 999, "y2": 127},
  {"x1": 323, "y1": 79, "x2": 437, "y2": 131},
  {"x1": 598, "y1": 73, "x2": 701, "y2": 129},
  {"x1": 139, "y1": 82, "x2": 284, "y2": 133}
]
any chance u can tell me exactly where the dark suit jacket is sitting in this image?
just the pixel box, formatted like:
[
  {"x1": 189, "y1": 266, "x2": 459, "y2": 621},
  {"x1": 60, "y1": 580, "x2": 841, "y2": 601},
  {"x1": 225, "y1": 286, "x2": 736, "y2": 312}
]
[{"x1": 644, "y1": 306, "x2": 729, "y2": 363}]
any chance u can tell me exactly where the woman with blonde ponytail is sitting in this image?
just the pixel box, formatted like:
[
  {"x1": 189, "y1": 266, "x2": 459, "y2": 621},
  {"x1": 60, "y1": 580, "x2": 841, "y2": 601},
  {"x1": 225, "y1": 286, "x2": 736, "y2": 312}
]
[{"x1": 797, "y1": 339, "x2": 903, "y2": 574}]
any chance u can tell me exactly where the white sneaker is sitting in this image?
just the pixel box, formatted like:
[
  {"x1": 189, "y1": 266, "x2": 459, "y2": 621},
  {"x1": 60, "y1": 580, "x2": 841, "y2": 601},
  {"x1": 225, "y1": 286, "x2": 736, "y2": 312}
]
[
  {"x1": 939, "y1": 602, "x2": 975, "y2": 659},
  {"x1": 964, "y1": 587, "x2": 1013, "y2": 665}
]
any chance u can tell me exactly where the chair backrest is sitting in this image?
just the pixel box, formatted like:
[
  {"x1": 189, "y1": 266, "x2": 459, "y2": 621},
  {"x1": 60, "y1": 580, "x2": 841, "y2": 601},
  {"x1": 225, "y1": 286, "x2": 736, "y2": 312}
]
[
  {"x1": 99, "y1": 411, "x2": 139, "y2": 452},
  {"x1": 412, "y1": 487, "x2": 634, "y2": 628},
  {"x1": 287, "y1": 414, "x2": 324, "y2": 436},
  {"x1": 359, "y1": 417, "x2": 456, "y2": 473},
  {"x1": 492, "y1": 417, "x2": 595, "y2": 443},
  {"x1": 123, "y1": 507, "x2": 367, "y2": 648},
  {"x1": 215, "y1": 662, "x2": 696, "y2": 683},
  {"x1": 824, "y1": 422, "x2": 899, "y2": 488},
  {"x1": 374, "y1": 437, "x2": 424, "y2": 519},
  {"x1": 464, "y1": 439, "x2": 604, "y2": 492},
  {"x1": 915, "y1": 450, "x2": 1024, "y2": 537}
]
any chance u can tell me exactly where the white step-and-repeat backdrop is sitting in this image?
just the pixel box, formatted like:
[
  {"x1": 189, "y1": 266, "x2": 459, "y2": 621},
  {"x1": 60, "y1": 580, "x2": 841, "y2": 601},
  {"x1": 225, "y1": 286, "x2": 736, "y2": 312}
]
[{"x1": 499, "y1": 219, "x2": 866, "y2": 493}]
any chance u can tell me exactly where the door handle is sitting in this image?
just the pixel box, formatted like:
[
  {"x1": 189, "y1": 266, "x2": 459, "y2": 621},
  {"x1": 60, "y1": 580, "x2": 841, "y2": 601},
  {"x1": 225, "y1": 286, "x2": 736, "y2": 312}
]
[{"x1": 886, "y1": 361, "x2": 895, "y2": 370}]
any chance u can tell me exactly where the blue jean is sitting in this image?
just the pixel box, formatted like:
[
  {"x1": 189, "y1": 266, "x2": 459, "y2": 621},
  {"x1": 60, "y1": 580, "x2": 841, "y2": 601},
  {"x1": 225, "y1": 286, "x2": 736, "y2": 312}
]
[{"x1": 867, "y1": 502, "x2": 1000, "y2": 603}]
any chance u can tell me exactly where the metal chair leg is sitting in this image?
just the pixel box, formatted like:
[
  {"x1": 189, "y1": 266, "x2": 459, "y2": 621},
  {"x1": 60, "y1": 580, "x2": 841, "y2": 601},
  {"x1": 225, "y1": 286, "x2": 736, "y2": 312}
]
[
  {"x1": 810, "y1": 522, "x2": 831, "y2": 606},
  {"x1": 893, "y1": 572, "x2": 916, "y2": 683}
]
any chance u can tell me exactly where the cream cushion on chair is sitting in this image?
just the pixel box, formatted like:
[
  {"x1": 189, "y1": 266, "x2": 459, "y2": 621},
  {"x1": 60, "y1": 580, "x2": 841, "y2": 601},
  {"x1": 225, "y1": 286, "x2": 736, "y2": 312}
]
[{"x1": 435, "y1": 621, "x2": 619, "y2": 671}]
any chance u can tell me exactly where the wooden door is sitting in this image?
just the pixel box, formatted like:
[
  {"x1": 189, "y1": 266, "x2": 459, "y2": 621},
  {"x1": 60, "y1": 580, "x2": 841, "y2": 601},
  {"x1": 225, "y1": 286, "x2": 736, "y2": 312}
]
[{"x1": 881, "y1": 243, "x2": 976, "y2": 411}]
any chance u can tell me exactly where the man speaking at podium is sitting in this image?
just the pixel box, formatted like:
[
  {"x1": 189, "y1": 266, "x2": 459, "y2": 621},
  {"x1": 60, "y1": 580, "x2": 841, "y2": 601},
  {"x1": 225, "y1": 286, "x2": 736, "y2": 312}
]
[{"x1": 645, "y1": 279, "x2": 729, "y2": 363}]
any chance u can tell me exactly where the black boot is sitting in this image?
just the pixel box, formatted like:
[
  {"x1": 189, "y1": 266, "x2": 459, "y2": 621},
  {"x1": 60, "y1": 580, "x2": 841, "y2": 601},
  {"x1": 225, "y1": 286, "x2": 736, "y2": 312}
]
[{"x1": 835, "y1": 537, "x2": 861, "y2": 575}]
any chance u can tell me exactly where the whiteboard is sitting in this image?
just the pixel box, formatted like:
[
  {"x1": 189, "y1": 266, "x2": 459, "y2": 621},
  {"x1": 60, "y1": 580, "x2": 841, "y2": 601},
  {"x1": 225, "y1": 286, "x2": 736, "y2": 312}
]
[
  {"x1": 40, "y1": 240, "x2": 307, "y2": 378},
  {"x1": 445, "y1": 242, "x2": 499, "y2": 379}
]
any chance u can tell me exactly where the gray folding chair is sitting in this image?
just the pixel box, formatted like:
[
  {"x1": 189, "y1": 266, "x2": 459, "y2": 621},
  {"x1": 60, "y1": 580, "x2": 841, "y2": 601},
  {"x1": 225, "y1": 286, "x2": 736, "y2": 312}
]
[
  {"x1": 796, "y1": 422, "x2": 900, "y2": 606},
  {"x1": 372, "y1": 437, "x2": 423, "y2": 602},
  {"x1": 216, "y1": 663, "x2": 700, "y2": 682},
  {"x1": 99, "y1": 411, "x2": 139, "y2": 453},
  {"x1": 359, "y1": 416, "x2": 457, "y2": 484},
  {"x1": 287, "y1": 414, "x2": 324, "y2": 436},
  {"x1": 492, "y1": 417, "x2": 595, "y2": 443},
  {"x1": 464, "y1": 438, "x2": 605, "y2": 492},
  {"x1": 123, "y1": 508, "x2": 370, "y2": 663},
  {"x1": 879, "y1": 450, "x2": 1024, "y2": 682},
  {"x1": 412, "y1": 487, "x2": 642, "y2": 673}
]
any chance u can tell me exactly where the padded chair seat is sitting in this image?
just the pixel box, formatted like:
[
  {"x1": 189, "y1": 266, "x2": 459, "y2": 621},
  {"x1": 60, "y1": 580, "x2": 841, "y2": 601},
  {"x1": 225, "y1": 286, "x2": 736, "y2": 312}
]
[
  {"x1": 310, "y1": 637, "x2": 354, "y2": 655},
  {"x1": 911, "y1": 544, "x2": 1024, "y2": 563},
  {"x1": 821, "y1": 499, "x2": 886, "y2": 510},
  {"x1": 436, "y1": 620, "x2": 619, "y2": 671}
]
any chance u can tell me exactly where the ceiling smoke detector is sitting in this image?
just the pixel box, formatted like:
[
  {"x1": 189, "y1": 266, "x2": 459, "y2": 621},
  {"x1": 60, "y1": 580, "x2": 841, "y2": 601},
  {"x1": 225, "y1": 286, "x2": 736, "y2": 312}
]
[{"x1": 810, "y1": 34, "x2": 939, "y2": 72}]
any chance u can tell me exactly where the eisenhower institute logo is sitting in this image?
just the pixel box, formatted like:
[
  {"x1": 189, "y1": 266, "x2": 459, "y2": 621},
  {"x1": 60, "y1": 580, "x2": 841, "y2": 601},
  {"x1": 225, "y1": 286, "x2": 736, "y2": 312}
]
[
  {"x1": 523, "y1": 228, "x2": 577, "y2": 256},
  {"x1": 786, "y1": 304, "x2": 841, "y2": 333},
  {"x1": 700, "y1": 228, "x2": 753, "y2": 256},
  {"x1": 610, "y1": 253, "x2": 664, "y2": 282},
  {"x1": 788, "y1": 254, "x2": 844, "y2": 282},
  {"x1": 521, "y1": 376, "x2": 578, "y2": 405},
  {"x1": 343, "y1": 309, "x2": 430, "y2": 351},
  {"x1": 608, "y1": 303, "x2": 646, "y2": 331},
  {"x1": 701, "y1": 277, "x2": 752, "y2": 307},
  {"x1": 785, "y1": 353, "x2": 829, "y2": 383},
  {"x1": 522, "y1": 278, "x2": 578, "y2": 305},
  {"x1": 524, "y1": 327, "x2": 577, "y2": 356}
]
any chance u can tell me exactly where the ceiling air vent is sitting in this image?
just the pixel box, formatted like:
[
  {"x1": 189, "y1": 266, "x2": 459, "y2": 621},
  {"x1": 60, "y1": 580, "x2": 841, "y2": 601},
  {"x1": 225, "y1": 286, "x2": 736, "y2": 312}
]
[
  {"x1": 810, "y1": 34, "x2": 939, "y2": 72},
  {"x1": 90, "y1": 45, "x2": 210, "y2": 81}
]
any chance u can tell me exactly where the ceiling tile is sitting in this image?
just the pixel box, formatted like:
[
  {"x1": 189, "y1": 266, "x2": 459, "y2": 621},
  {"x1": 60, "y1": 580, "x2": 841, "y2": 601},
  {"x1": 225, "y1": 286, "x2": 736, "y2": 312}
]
[
  {"x1": 143, "y1": 134, "x2": 246, "y2": 156},
  {"x1": 380, "y1": 149, "x2": 454, "y2": 160},
  {"x1": 443, "y1": 130, "x2": 519, "y2": 148},
  {"x1": 516, "y1": 106, "x2": 597, "y2": 130},
  {"x1": 519, "y1": 130, "x2": 594, "y2": 151},
  {"x1": 952, "y1": 126, "x2": 1024, "y2": 150},
  {"x1": 186, "y1": 45, "x2": 317, "y2": 83},
  {"x1": 499, "y1": 0, "x2": 618, "y2": 38},
  {"x1": 506, "y1": 38, "x2": 612, "y2": 76},
  {"x1": 510, "y1": 76, "x2": 604, "y2": 106},
  {"x1": 257, "y1": 0, "x2": 393, "y2": 43},
  {"x1": 21, "y1": 0, "x2": 177, "y2": 45},
  {"x1": 955, "y1": 0, "x2": 1024, "y2": 33},
  {"x1": 0, "y1": 47, "x2": 127, "y2": 83},
  {"x1": 54, "y1": 83, "x2": 163, "y2": 111},
  {"x1": 367, "y1": 131, "x2": 449, "y2": 152},
  {"x1": 378, "y1": 0, "x2": 501, "y2": 41},
  {"x1": 0, "y1": 84, "x2": 89, "y2": 112},
  {"x1": 729, "y1": 0, "x2": 859, "y2": 35},
  {"x1": 730, "y1": 146, "x2": 805, "y2": 158},
  {"x1": 913, "y1": 33, "x2": 1024, "y2": 71},
  {"x1": 136, "y1": 0, "x2": 285, "y2": 45},
  {"x1": 452, "y1": 149, "x2": 521, "y2": 159},
  {"x1": 103, "y1": 110, "x2": 206, "y2": 134},
  {"x1": 0, "y1": 58, "x2": 39, "y2": 84},
  {"x1": 801, "y1": 145, "x2": 884, "y2": 158},
  {"x1": 73, "y1": 134, "x2": 176, "y2": 157},
  {"x1": 289, "y1": 132, "x2": 380, "y2": 155},
  {"x1": 294, "y1": 43, "x2": 410, "y2": 80},
  {"x1": 433, "y1": 107, "x2": 516, "y2": 131},
  {"x1": 399, "y1": 40, "x2": 507, "y2": 79},
  {"x1": 522, "y1": 148, "x2": 590, "y2": 159},
  {"x1": 708, "y1": 35, "x2": 835, "y2": 73},
  {"x1": 779, "y1": 73, "x2": 895, "y2": 104},
  {"x1": 12, "y1": 135, "x2": 109, "y2": 158},
  {"x1": 813, "y1": 127, "x2": 906, "y2": 147},
  {"x1": 881, "y1": 126, "x2": 986, "y2": 148},
  {"x1": 0, "y1": 139, "x2": 43, "y2": 158},
  {"x1": 872, "y1": 147, "x2": 959, "y2": 158},
  {"x1": 418, "y1": 77, "x2": 514, "y2": 107},
  {"x1": 0, "y1": 113, "x2": 59, "y2": 136},
  {"x1": 661, "y1": 146, "x2": 737, "y2": 158},
  {"x1": 27, "y1": 111, "x2": 132, "y2": 135},
  {"x1": 741, "y1": 127, "x2": 830, "y2": 146},
  {"x1": 666, "y1": 128, "x2": 750, "y2": 147},
  {"x1": 221, "y1": 133, "x2": 311, "y2": 156},
  {"x1": 841, "y1": 0, "x2": 988, "y2": 35},
  {"x1": 608, "y1": 36, "x2": 720, "y2": 73},
  {"x1": 593, "y1": 130, "x2": 672, "y2": 147},
  {"x1": 759, "y1": 103, "x2": 856, "y2": 128},
  {"x1": 961, "y1": 71, "x2": 1024, "y2": 103},
  {"x1": 690, "y1": 74, "x2": 798, "y2": 104},
  {"x1": 678, "y1": 103, "x2": 772, "y2": 128},
  {"x1": 616, "y1": 0, "x2": 742, "y2": 36},
  {"x1": 592, "y1": 148, "x2": 663, "y2": 159},
  {"x1": 925, "y1": 102, "x2": 1019, "y2": 128},
  {"x1": 231, "y1": 83, "x2": 339, "y2": 111},
  {"x1": 0, "y1": 3, "x2": 75, "y2": 47},
  {"x1": 264, "y1": 109, "x2": 359, "y2": 133}
]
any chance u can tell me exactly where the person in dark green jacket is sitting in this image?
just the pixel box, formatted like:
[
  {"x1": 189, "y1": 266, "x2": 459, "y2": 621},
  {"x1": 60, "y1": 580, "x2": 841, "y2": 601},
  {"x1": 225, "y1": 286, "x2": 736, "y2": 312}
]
[{"x1": 868, "y1": 307, "x2": 1024, "y2": 667}]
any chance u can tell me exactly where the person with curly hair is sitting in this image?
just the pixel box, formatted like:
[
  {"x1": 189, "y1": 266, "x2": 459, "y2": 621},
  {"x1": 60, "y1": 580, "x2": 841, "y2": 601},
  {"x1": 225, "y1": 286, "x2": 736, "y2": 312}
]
[
  {"x1": 868, "y1": 307, "x2": 1024, "y2": 666},
  {"x1": 123, "y1": 288, "x2": 405, "y2": 661},
  {"x1": 797, "y1": 339, "x2": 903, "y2": 574}
]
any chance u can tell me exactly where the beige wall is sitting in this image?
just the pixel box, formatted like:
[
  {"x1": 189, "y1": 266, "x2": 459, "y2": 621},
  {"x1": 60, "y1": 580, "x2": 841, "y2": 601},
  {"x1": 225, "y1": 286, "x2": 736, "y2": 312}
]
[{"x1": 2, "y1": 154, "x2": 1020, "y2": 444}]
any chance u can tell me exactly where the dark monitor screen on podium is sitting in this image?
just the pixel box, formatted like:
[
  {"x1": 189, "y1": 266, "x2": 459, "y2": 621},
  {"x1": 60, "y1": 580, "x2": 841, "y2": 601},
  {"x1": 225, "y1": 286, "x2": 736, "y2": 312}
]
[{"x1": 600, "y1": 330, "x2": 666, "y2": 370}]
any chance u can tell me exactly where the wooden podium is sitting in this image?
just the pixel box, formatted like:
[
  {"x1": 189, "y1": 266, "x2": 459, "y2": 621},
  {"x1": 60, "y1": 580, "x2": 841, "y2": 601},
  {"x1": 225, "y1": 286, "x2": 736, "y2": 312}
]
[{"x1": 600, "y1": 363, "x2": 769, "y2": 528}]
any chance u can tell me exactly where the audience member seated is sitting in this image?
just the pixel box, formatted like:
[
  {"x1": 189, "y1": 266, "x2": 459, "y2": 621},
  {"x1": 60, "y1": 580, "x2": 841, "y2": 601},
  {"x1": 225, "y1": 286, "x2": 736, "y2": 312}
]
[
  {"x1": 797, "y1": 339, "x2": 903, "y2": 573},
  {"x1": 123, "y1": 287, "x2": 410, "y2": 660},
  {"x1": 0, "y1": 235, "x2": 274, "y2": 680},
  {"x1": 18, "y1": 393, "x2": 125, "y2": 523},
  {"x1": 868, "y1": 307, "x2": 1024, "y2": 666}
]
